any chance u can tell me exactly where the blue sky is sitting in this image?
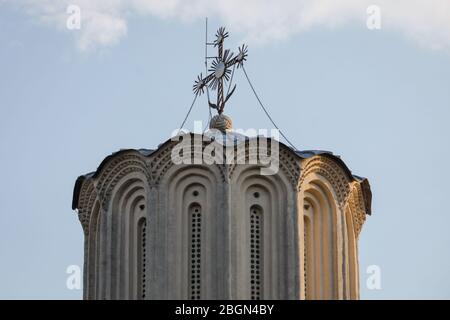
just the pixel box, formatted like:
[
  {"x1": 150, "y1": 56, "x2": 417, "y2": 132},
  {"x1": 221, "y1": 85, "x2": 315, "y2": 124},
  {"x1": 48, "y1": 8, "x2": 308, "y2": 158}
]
[{"x1": 0, "y1": 1, "x2": 449, "y2": 299}]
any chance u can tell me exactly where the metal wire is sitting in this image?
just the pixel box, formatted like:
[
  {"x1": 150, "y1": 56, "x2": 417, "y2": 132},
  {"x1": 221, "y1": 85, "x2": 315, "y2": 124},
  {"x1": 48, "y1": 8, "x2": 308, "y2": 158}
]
[
  {"x1": 177, "y1": 94, "x2": 198, "y2": 135},
  {"x1": 203, "y1": 102, "x2": 212, "y2": 133},
  {"x1": 242, "y1": 65, "x2": 298, "y2": 150}
]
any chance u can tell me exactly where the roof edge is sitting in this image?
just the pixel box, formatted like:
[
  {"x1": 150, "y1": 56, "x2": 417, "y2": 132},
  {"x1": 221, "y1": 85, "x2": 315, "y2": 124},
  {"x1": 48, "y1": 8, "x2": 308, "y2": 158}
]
[{"x1": 72, "y1": 134, "x2": 369, "y2": 211}]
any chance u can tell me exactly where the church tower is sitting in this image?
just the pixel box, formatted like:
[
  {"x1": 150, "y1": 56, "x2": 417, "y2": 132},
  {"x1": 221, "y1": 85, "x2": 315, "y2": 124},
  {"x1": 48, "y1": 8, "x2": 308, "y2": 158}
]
[{"x1": 72, "y1": 27, "x2": 372, "y2": 300}]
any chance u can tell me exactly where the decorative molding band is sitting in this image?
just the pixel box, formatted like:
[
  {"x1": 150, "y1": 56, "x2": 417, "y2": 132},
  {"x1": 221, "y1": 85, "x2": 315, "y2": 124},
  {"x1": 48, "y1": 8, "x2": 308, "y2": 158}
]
[{"x1": 299, "y1": 156, "x2": 351, "y2": 209}]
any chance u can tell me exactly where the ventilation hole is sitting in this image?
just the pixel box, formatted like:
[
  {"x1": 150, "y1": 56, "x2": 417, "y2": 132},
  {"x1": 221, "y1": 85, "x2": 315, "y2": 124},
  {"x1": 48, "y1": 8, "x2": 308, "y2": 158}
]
[
  {"x1": 139, "y1": 219, "x2": 147, "y2": 300},
  {"x1": 139, "y1": 204, "x2": 145, "y2": 210},
  {"x1": 253, "y1": 192, "x2": 260, "y2": 198},
  {"x1": 189, "y1": 205, "x2": 202, "y2": 300},
  {"x1": 193, "y1": 190, "x2": 199, "y2": 197},
  {"x1": 250, "y1": 206, "x2": 263, "y2": 300}
]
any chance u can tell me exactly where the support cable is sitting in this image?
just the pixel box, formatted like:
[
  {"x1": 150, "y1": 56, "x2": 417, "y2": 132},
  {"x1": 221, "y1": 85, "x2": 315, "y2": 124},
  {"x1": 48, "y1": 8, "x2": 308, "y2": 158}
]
[
  {"x1": 177, "y1": 94, "x2": 198, "y2": 135},
  {"x1": 242, "y1": 65, "x2": 298, "y2": 150}
]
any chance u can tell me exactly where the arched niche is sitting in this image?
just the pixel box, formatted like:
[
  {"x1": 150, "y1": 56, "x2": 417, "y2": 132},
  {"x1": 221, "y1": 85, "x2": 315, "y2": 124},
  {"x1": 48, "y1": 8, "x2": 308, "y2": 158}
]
[
  {"x1": 230, "y1": 165, "x2": 296, "y2": 299},
  {"x1": 91, "y1": 172, "x2": 149, "y2": 300},
  {"x1": 158, "y1": 165, "x2": 222, "y2": 299},
  {"x1": 300, "y1": 172, "x2": 344, "y2": 300}
]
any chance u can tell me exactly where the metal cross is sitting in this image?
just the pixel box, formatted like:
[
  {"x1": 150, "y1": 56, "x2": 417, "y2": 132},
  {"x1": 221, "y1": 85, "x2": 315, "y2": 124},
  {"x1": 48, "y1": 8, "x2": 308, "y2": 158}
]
[{"x1": 193, "y1": 27, "x2": 248, "y2": 114}]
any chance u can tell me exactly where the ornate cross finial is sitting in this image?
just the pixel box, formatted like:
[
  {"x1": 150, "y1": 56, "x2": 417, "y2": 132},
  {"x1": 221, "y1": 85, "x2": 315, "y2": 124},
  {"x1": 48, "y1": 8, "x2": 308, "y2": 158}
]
[{"x1": 193, "y1": 27, "x2": 248, "y2": 115}]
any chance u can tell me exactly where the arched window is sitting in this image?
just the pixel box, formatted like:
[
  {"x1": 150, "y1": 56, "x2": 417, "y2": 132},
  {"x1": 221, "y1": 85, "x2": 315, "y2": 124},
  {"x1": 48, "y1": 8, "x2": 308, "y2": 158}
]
[
  {"x1": 250, "y1": 205, "x2": 263, "y2": 300},
  {"x1": 189, "y1": 203, "x2": 202, "y2": 300}
]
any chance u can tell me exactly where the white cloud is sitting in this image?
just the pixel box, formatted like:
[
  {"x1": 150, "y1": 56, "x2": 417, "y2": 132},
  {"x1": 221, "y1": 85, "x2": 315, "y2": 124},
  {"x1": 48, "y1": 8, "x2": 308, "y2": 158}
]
[{"x1": 5, "y1": 0, "x2": 450, "y2": 51}]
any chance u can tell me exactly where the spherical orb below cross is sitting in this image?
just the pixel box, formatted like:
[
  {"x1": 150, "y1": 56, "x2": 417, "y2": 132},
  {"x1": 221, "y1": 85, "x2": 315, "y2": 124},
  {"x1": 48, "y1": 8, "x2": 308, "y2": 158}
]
[{"x1": 209, "y1": 114, "x2": 233, "y2": 132}]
